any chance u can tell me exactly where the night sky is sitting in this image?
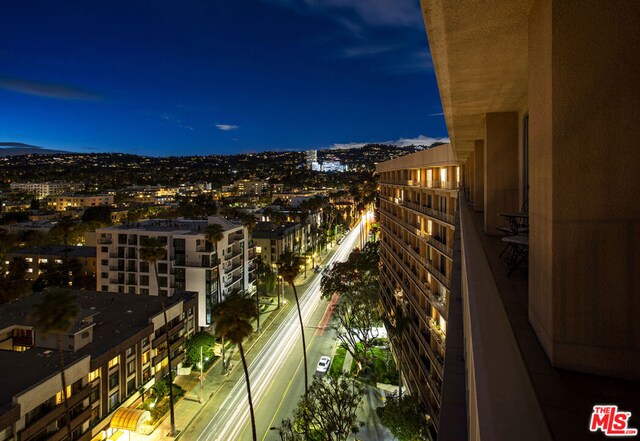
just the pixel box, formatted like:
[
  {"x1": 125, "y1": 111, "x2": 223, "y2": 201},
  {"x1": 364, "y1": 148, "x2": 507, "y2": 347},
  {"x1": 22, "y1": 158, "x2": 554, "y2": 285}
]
[{"x1": 0, "y1": 0, "x2": 448, "y2": 156}]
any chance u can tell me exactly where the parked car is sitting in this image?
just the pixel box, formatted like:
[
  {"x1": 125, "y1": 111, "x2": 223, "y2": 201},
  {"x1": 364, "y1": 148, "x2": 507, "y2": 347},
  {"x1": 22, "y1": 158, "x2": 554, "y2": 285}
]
[
  {"x1": 315, "y1": 356, "x2": 331, "y2": 374},
  {"x1": 314, "y1": 265, "x2": 322, "y2": 273}
]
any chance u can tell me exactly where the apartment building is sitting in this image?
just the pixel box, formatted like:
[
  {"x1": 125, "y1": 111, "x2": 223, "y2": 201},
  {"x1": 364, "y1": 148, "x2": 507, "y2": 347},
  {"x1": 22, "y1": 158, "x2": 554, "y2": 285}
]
[
  {"x1": 233, "y1": 179, "x2": 267, "y2": 197},
  {"x1": 48, "y1": 194, "x2": 114, "y2": 212},
  {"x1": 6, "y1": 245, "x2": 96, "y2": 282},
  {"x1": 95, "y1": 216, "x2": 254, "y2": 328},
  {"x1": 0, "y1": 290, "x2": 197, "y2": 441},
  {"x1": 377, "y1": 144, "x2": 459, "y2": 438},
  {"x1": 252, "y1": 221, "x2": 305, "y2": 269},
  {"x1": 9, "y1": 182, "x2": 85, "y2": 199},
  {"x1": 410, "y1": 2, "x2": 640, "y2": 440}
]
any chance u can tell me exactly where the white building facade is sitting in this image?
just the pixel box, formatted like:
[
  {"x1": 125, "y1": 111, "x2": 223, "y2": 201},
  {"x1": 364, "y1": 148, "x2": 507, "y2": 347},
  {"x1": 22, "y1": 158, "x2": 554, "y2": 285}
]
[{"x1": 96, "y1": 216, "x2": 255, "y2": 328}]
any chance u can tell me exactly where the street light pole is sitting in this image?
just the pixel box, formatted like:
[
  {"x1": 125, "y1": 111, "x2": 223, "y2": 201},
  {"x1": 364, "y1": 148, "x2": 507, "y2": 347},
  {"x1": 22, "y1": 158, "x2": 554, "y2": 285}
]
[{"x1": 199, "y1": 346, "x2": 203, "y2": 404}]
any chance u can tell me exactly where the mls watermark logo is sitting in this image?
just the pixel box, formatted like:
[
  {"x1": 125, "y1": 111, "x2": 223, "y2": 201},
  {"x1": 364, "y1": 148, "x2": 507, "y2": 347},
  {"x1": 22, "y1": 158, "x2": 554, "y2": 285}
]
[{"x1": 590, "y1": 405, "x2": 637, "y2": 436}]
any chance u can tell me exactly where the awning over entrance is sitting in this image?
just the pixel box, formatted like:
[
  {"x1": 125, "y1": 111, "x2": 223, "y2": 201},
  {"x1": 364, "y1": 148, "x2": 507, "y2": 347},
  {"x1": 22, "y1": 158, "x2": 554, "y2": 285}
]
[{"x1": 110, "y1": 408, "x2": 150, "y2": 432}]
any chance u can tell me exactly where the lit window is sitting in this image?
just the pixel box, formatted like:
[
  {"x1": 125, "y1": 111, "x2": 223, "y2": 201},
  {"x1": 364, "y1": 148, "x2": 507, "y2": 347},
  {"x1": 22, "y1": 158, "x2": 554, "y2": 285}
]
[
  {"x1": 108, "y1": 356, "x2": 119, "y2": 369},
  {"x1": 142, "y1": 350, "x2": 150, "y2": 365},
  {"x1": 55, "y1": 386, "x2": 72, "y2": 405},
  {"x1": 88, "y1": 369, "x2": 100, "y2": 382},
  {"x1": 25, "y1": 258, "x2": 33, "y2": 263},
  {"x1": 39, "y1": 259, "x2": 48, "y2": 264},
  {"x1": 26, "y1": 268, "x2": 33, "y2": 273},
  {"x1": 55, "y1": 259, "x2": 63, "y2": 264}
]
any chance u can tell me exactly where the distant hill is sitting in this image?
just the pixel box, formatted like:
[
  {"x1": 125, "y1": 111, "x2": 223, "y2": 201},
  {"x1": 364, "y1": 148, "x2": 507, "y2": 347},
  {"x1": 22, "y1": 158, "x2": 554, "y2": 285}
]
[{"x1": 0, "y1": 142, "x2": 72, "y2": 156}]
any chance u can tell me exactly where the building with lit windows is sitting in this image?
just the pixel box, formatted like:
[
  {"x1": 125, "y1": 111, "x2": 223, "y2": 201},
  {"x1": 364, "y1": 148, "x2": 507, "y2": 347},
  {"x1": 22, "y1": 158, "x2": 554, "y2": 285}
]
[
  {"x1": 377, "y1": 143, "x2": 459, "y2": 438},
  {"x1": 48, "y1": 194, "x2": 114, "y2": 211},
  {"x1": 6, "y1": 245, "x2": 96, "y2": 282},
  {"x1": 96, "y1": 216, "x2": 255, "y2": 328},
  {"x1": 0, "y1": 290, "x2": 197, "y2": 441},
  {"x1": 386, "y1": 2, "x2": 640, "y2": 440},
  {"x1": 9, "y1": 182, "x2": 85, "y2": 199}
]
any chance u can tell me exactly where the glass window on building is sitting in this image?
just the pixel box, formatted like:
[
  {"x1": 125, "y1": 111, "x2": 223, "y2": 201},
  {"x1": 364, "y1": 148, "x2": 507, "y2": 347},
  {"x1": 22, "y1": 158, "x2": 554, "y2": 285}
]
[
  {"x1": 90, "y1": 387, "x2": 100, "y2": 404},
  {"x1": 108, "y1": 355, "x2": 119, "y2": 368},
  {"x1": 0, "y1": 425, "x2": 13, "y2": 441},
  {"x1": 127, "y1": 378, "x2": 136, "y2": 397},
  {"x1": 126, "y1": 346, "x2": 134, "y2": 358},
  {"x1": 88, "y1": 368, "x2": 100, "y2": 382},
  {"x1": 109, "y1": 372, "x2": 119, "y2": 390},
  {"x1": 127, "y1": 360, "x2": 135, "y2": 375},
  {"x1": 109, "y1": 391, "x2": 119, "y2": 412}
]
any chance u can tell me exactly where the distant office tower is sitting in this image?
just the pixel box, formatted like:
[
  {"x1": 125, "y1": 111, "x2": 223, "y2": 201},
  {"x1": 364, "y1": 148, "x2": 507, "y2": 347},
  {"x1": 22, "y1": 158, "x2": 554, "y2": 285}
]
[
  {"x1": 305, "y1": 150, "x2": 319, "y2": 170},
  {"x1": 96, "y1": 216, "x2": 255, "y2": 328},
  {"x1": 377, "y1": 144, "x2": 460, "y2": 437}
]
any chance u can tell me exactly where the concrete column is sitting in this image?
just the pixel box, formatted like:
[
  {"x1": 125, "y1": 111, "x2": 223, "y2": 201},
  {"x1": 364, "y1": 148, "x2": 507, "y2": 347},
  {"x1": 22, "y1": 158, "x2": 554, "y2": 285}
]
[
  {"x1": 528, "y1": 0, "x2": 640, "y2": 379},
  {"x1": 473, "y1": 140, "x2": 484, "y2": 212},
  {"x1": 484, "y1": 112, "x2": 519, "y2": 234}
]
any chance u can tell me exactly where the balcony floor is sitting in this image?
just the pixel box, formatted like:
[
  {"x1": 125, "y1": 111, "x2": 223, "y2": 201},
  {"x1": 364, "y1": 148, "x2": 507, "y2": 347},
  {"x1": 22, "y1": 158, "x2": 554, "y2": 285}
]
[{"x1": 466, "y1": 200, "x2": 640, "y2": 440}]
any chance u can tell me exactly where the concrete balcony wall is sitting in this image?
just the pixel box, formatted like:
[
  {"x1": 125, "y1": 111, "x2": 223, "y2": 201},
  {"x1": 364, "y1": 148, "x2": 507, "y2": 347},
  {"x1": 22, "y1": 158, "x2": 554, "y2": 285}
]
[{"x1": 459, "y1": 201, "x2": 551, "y2": 441}]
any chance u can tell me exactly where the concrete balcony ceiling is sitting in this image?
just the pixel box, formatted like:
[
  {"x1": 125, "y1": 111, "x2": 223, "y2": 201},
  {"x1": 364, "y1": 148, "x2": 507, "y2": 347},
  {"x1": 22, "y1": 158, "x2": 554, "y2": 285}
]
[{"x1": 421, "y1": 0, "x2": 530, "y2": 160}]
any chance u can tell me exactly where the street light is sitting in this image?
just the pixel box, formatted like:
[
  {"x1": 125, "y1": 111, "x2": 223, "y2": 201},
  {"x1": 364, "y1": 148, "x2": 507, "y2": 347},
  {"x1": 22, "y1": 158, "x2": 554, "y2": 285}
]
[{"x1": 199, "y1": 345, "x2": 214, "y2": 404}]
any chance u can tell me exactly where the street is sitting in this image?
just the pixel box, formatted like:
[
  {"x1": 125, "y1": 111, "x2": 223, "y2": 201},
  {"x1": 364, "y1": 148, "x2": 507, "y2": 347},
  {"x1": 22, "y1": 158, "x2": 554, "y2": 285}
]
[{"x1": 181, "y1": 218, "x2": 364, "y2": 441}]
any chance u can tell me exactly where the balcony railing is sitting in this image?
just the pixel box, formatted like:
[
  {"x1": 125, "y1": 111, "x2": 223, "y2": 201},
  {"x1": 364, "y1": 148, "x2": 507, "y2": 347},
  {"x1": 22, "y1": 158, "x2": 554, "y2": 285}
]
[
  {"x1": 402, "y1": 200, "x2": 455, "y2": 226},
  {"x1": 382, "y1": 225, "x2": 450, "y2": 298},
  {"x1": 425, "y1": 259, "x2": 450, "y2": 289},
  {"x1": 427, "y1": 235, "x2": 453, "y2": 258},
  {"x1": 380, "y1": 177, "x2": 461, "y2": 190}
]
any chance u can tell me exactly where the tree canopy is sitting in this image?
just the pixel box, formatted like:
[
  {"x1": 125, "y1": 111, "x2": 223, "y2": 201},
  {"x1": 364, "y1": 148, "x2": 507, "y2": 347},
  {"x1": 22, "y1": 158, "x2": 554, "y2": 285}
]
[
  {"x1": 376, "y1": 392, "x2": 430, "y2": 441},
  {"x1": 279, "y1": 375, "x2": 366, "y2": 441}
]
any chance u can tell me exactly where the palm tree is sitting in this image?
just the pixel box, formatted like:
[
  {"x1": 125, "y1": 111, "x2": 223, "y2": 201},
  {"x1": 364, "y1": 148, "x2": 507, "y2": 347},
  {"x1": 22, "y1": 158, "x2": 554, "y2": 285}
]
[
  {"x1": 278, "y1": 251, "x2": 308, "y2": 395},
  {"x1": 212, "y1": 294, "x2": 258, "y2": 441},
  {"x1": 58, "y1": 216, "x2": 74, "y2": 286},
  {"x1": 32, "y1": 289, "x2": 80, "y2": 441},
  {"x1": 205, "y1": 222, "x2": 226, "y2": 372},
  {"x1": 255, "y1": 257, "x2": 276, "y2": 331},
  {"x1": 140, "y1": 237, "x2": 176, "y2": 436}
]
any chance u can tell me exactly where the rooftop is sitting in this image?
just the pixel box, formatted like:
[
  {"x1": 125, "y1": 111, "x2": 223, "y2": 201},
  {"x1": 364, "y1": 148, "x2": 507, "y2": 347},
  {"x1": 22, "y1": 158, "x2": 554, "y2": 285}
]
[
  {"x1": 0, "y1": 290, "x2": 196, "y2": 407},
  {"x1": 251, "y1": 221, "x2": 300, "y2": 239},
  {"x1": 8, "y1": 245, "x2": 96, "y2": 259},
  {"x1": 100, "y1": 216, "x2": 240, "y2": 234}
]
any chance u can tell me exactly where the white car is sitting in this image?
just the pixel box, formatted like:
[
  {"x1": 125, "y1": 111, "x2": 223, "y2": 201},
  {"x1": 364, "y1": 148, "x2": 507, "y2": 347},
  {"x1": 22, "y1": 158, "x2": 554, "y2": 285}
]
[{"x1": 315, "y1": 356, "x2": 331, "y2": 374}]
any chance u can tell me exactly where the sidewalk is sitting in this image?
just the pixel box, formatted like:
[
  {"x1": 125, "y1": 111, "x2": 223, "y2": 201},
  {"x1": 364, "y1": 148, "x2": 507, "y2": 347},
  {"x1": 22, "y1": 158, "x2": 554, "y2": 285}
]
[{"x1": 132, "y1": 241, "x2": 343, "y2": 441}]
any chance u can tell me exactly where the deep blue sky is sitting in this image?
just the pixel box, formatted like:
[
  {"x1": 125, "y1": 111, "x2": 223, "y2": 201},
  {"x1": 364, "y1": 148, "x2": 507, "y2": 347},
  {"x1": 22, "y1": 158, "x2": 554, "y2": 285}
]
[{"x1": 0, "y1": 0, "x2": 448, "y2": 156}]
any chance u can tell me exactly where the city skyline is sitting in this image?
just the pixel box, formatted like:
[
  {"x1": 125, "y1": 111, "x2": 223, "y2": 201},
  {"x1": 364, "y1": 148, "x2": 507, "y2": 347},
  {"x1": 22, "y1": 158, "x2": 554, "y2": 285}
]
[{"x1": 0, "y1": 0, "x2": 448, "y2": 156}]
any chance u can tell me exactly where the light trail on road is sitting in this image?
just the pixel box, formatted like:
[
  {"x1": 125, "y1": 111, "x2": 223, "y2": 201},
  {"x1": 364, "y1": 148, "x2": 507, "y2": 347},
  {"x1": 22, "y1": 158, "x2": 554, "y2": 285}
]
[{"x1": 195, "y1": 216, "x2": 367, "y2": 441}]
